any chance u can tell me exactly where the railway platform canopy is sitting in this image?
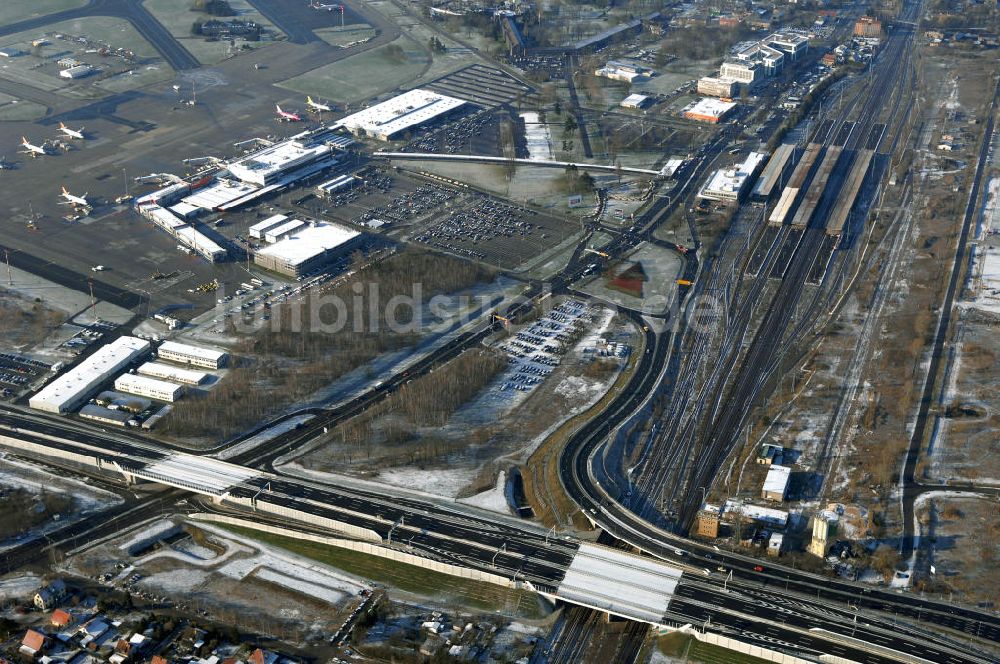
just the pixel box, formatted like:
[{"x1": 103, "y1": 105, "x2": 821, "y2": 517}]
[
  {"x1": 554, "y1": 543, "x2": 683, "y2": 624},
  {"x1": 125, "y1": 454, "x2": 262, "y2": 496}
]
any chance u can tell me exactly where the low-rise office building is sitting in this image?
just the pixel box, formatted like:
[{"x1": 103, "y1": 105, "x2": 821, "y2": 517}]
[
  {"x1": 157, "y1": 340, "x2": 228, "y2": 369},
  {"x1": 114, "y1": 374, "x2": 184, "y2": 402}
]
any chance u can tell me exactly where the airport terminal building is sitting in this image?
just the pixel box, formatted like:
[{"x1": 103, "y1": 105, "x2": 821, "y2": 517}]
[{"x1": 336, "y1": 89, "x2": 466, "y2": 141}]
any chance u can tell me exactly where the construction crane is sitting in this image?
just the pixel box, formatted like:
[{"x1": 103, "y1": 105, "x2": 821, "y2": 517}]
[
  {"x1": 584, "y1": 247, "x2": 610, "y2": 259},
  {"x1": 492, "y1": 313, "x2": 513, "y2": 327},
  {"x1": 676, "y1": 279, "x2": 693, "y2": 286}
]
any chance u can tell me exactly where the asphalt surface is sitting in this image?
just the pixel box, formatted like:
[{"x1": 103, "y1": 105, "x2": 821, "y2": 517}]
[{"x1": 0, "y1": 242, "x2": 144, "y2": 310}]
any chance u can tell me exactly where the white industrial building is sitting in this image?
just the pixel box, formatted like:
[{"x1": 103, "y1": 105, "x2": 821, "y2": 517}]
[
  {"x1": 254, "y1": 222, "x2": 363, "y2": 277},
  {"x1": 174, "y1": 225, "x2": 227, "y2": 262},
  {"x1": 317, "y1": 174, "x2": 358, "y2": 197},
  {"x1": 762, "y1": 464, "x2": 791, "y2": 502},
  {"x1": 228, "y1": 140, "x2": 335, "y2": 186},
  {"x1": 699, "y1": 152, "x2": 767, "y2": 202},
  {"x1": 248, "y1": 214, "x2": 289, "y2": 240},
  {"x1": 264, "y1": 219, "x2": 305, "y2": 244},
  {"x1": 114, "y1": 373, "x2": 184, "y2": 402},
  {"x1": 620, "y1": 94, "x2": 652, "y2": 109},
  {"x1": 337, "y1": 89, "x2": 466, "y2": 141},
  {"x1": 157, "y1": 340, "x2": 228, "y2": 369},
  {"x1": 60, "y1": 64, "x2": 94, "y2": 79},
  {"x1": 139, "y1": 205, "x2": 227, "y2": 262},
  {"x1": 181, "y1": 179, "x2": 259, "y2": 211},
  {"x1": 137, "y1": 362, "x2": 208, "y2": 385},
  {"x1": 29, "y1": 337, "x2": 151, "y2": 413},
  {"x1": 595, "y1": 61, "x2": 654, "y2": 83}
]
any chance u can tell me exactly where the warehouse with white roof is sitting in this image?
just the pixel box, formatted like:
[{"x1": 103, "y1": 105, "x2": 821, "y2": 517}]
[
  {"x1": 248, "y1": 214, "x2": 289, "y2": 240},
  {"x1": 115, "y1": 374, "x2": 184, "y2": 402},
  {"x1": 254, "y1": 222, "x2": 363, "y2": 277},
  {"x1": 157, "y1": 340, "x2": 228, "y2": 369},
  {"x1": 337, "y1": 89, "x2": 466, "y2": 141},
  {"x1": 264, "y1": 219, "x2": 305, "y2": 244},
  {"x1": 29, "y1": 337, "x2": 151, "y2": 413},
  {"x1": 137, "y1": 362, "x2": 208, "y2": 385},
  {"x1": 762, "y1": 464, "x2": 791, "y2": 502}
]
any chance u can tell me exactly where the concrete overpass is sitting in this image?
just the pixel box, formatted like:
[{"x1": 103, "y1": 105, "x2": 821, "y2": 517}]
[{"x1": 374, "y1": 151, "x2": 673, "y2": 177}]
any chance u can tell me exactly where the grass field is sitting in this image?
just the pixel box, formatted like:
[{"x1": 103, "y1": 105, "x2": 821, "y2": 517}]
[
  {"x1": 314, "y1": 25, "x2": 377, "y2": 48},
  {"x1": 143, "y1": 0, "x2": 282, "y2": 65},
  {"x1": 0, "y1": 0, "x2": 87, "y2": 26},
  {"x1": 279, "y1": 33, "x2": 429, "y2": 105},
  {"x1": 220, "y1": 524, "x2": 549, "y2": 619},
  {"x1": 29, "y1": 17, "x2": 160, "y2": 59},
  {"x1": 0, "y1": 99, "x2": 47, "y2": 121},
  {"x1": 657, "y1": 633, "x2": 775, "y2": 664}
]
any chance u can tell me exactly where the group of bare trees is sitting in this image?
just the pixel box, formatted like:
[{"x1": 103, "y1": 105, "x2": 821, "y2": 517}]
[
  {"x1": 162, "y1": 251, "x2": 496, "y2": 439},
  {"x1": 0, "y1": 294, "x2": 65, "y2": 349}
]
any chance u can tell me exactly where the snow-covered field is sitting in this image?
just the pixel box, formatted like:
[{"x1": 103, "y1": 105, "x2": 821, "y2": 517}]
[
  {"x1": 0, "y1": 455, "x2": 122, "y2": 550},
  {"x1": 520, "y1": 112, "x2": 553, "y2": 162},
  {"x1": 0, "y1": 573, "x2": 41, "y2": 600}
]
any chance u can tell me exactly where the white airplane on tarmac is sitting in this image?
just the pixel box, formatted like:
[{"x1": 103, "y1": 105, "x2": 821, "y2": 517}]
[
  {"x1": 306, "y1": 96, "x2": 333, "y2": 113},
  {"x1": 60, "y1": 186, "x2": 89, "y2": 207},
  {"x1": 19, "y1": 137, "x2": 50, "y2": 157},
  {"x1": 275, "y1": 104, "x2": 302, "y2": 122},
  {"x1": 58, "y1": 122, "x2": 85, "y2": 140}
]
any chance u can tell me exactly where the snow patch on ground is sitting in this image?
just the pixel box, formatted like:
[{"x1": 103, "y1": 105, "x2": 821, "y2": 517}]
[
  {"x1": 520, "y1": 112, "x2": 553, "y2": 161},
  {"x1": 0, "y1": 573, "x2": 41, "y2": 600},
  {"x1": 142, "y1": 568, "x2": 211, "y2": 593},
  {"x1": 553, "y1": 375, "x2": 606, "y2": 400},
  {"x1": 254, "y1": 568, "x2": 346, "y2": 605},
  {"x1": 457, "y1": 472, "x2": 509, "y2": 514},
  {"x1": 118, "y1": 519, "x2": 180, "y2": 552},
  {"x1": 373, "y1": 466, "x2": 477, "y2": 499},
  {"x1": 216, "y1": 415, "x2": 315, "y2": 460}
]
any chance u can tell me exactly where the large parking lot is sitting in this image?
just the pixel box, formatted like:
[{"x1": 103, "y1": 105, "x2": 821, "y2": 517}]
[
  {"x1": 408, "y1": 189, "x2": 577, "y2": 268},
  {"x1": 0, "y1": 352, "x2": 50, "y2": 397},
  {"x1": 424, "y1": 64, "x2": 533, "y2": 108},
  {"x1": 402, "y1": 108, "x2": 518, "y2": 157}
]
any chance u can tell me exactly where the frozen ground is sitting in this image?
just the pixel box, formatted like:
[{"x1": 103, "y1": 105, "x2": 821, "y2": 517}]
[
  {"x1": 457, "y1": 471, "x2": 509, "y2": 514},
  {"x1": 520, "y1": 112, "x2": 554, "y2": 161},
  {"x1": 1, "y1": 265, "x2": 132, "y2": 323},
  {"x1": 0, "y1": 572, "x2": 41, "y2": 600},
  {"x1": 216, "y1": 414, "x2": 315, "y2": 461},
  {"x1": 0, "y1": 454, "x2": 122, "y2": 549},
  {"x1": 288, "y1": 302, "x2": 631, "y2": 501}
]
